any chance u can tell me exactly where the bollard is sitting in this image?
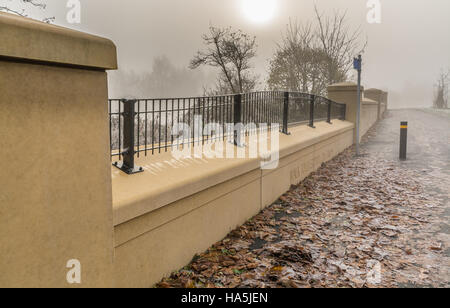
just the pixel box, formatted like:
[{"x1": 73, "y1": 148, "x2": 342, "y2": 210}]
[{"x1": 399, "y1": 122, "x2": 408, "y2": 160}]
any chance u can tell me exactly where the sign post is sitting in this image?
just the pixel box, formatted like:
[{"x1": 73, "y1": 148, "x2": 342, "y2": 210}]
[{"x1": 354, "y1": 55, "x2": 362, "y2": 156}]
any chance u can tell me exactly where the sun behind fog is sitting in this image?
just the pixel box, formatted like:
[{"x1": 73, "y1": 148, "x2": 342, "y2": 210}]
[{"x1": 242, "y1": 0, "x2": 277, "y2": 24}]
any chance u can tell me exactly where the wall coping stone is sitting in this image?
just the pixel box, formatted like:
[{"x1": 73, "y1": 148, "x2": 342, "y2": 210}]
[
  {"x1": 365, "y1": 88, "x2": 383, "y2": 94},
  {"x1": 0, "y1": 12, "x2": 117, "y2": 70},
  {"x1": 362, "y1": 98, "x2": 379, "y2": 105},
  {"x1": 327, "y1": 82, "x2": 364, "y2": 92}
]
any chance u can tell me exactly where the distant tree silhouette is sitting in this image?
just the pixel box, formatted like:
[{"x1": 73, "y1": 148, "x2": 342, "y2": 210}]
[
  {"x1": 433, "y1": 69, "x2": 449, "y2": 109},
  {"x1": 108, "y1": 56, "x2": 210, "y2": 98},
  {"x1": 190, "y1": 26, "x2": 258, "y2": 95},
  {"x1": 0, "y1": 0, "x2": 54, "y2": 23}
]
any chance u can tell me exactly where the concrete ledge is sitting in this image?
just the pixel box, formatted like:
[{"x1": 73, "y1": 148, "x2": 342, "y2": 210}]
[
  {"x1": 112, "y1": 151, "x2": 262, "y2": 227},
  {"x1": 365, "y1": 88, "x2": 383, "y2": 96},
  {"x1": 112, "y1": 121, "x2": 354, "y2": 226},
  {"x1": 0, "y1": 12, "x2": 117, "y2": 70},
  {"x1": 114, "y1": 169, "x2": 261, "y2": 247},
  {"x1": 327, "y1": 81, "x2": 364, "y2": 92}
]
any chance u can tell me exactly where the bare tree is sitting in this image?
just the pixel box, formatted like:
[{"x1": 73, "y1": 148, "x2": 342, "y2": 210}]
[
  {"x1": 0, "y1": 0, "x2": 54, "y2": 23},
  {"x1": 190, "y1": 26, "x2": 258, "y2": 95},
  {"x1": 433, "y1": 69, "x2": 449, "y2": 109},
  {"x1": 268, "y1": 21, "x2": 338, "y2": 95},
  {"x1": 314, "y1": 5, "x2": 366, "y2": 85},
  {"x1": 268, "y1": 7, "x2": 366, "y2": 95}
]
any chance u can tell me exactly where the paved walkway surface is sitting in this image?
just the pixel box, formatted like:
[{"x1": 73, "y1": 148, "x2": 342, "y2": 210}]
[
  {"x1": 363, "y1": 109, "x2": 450, "y2": 287},
  {"x1": 157, "y1": 110, "x2": 449, "y2": 288}
]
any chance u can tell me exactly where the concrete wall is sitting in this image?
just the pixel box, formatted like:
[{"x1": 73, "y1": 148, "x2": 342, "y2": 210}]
[
  {"x1": 327, "y1": 82, "x2": 364, "y2": 142},
  {"x1": 360, "y1": 98, "x2": 379, "y2": 137},
  {"x1": 0, "y1": 12, "x2": 117, "y2": 287},
  {"x1": 112, "y1": 121, "x2": 354, "y2": 287},
  {"x1": 365, "y1": 88, "x2": 388, "y2": 120}
]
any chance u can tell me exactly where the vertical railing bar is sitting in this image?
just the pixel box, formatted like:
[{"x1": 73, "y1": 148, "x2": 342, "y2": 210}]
[
  {"x1": 249, "y1": 93, "x2": 252, "y2": 125},
  {"x1": 158, "y1": 100, "x2": 161, "y2": 154},
  {"x1": 109, "y1": 100, "x2": 112, "y2": 161},
  {"x1": 171, "y1": 99, "x2": 175, "y2": 149},
  {"x1": 265, "y1": 92, "x2": 268, "y2": 126},
  {"x1": 269, "y1": 92, "x2": 272, "y2": 126},
  {"x1": 253, "y1": 92, "x2": 256, "y2": 125},
  {"x1": 216, "y1": 96, "x2": 219, "y2": 142},
  {"x1": 182, "y1": 98, "x2": 185, "y2": 150},
  {"x1": 222, "y1": 96, "x2": 226, "y2": 141},
  {"x1": 197, "y1": 98, "x2": 201, "y2": 146},
  {"x1": 165, "y1": 100, "x2": 168, "y2": 152},
  {"x1": 195, "y1": 98, "x2": 199, "y2": 147},
  {"x1": 234, "y1": 93, "x2": 242, "y2": 146},
  {"x1": 206, "y1": 97, "x2": 210, "y2": 143},
  {"x1": 256, "y1": 92, "x2": 260, "y2": 125},
  {"x1": 145, "y1": 100, "x2": 148, "y2": 156},
  {"x1": 137, "y1": 100, "x2": 140, "y2": 158},
  {"x1": 190, "y1": 98, "x2": 193, "y2": 149},
  {"x1": 152, "y1": 100, "x2": 155, "y2": 155},
  {"x1": 282, "y1": 91, "x2": 289, "y2": 135},
  {"x1": 309, "y1": 94, "x2": 316, "y2": 128},
  {"x1": 202, "y1": 97, "x2": 205, "y2": 145},
  {"x1": 118, "y1": 100, "x2": 122, "y2": 161},
  {"x1": 327, "y1": 98, "x2": 332, "y2": 124},
  {"x1": 255, "y1": 92, "x2": 258, "y2": 125}
]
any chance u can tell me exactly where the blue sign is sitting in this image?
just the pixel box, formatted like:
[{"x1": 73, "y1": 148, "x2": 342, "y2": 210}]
[{"x1": 353, "y1": 57, "x2": 361, "y2": 70}]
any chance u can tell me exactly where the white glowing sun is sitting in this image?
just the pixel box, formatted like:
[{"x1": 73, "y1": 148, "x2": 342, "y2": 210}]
[{"x1": 242, "y1": 0, "x2": 277, "y2": 24}]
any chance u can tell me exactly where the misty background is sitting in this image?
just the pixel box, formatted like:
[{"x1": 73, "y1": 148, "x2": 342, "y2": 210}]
[{"x1": 5, "y1": 0, "x2": 450, "y2": 108}]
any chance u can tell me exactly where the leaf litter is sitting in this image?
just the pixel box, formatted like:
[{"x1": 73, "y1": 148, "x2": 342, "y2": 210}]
[{"x1": 157, "y1": 127, "x2": 449, "y2": 288}]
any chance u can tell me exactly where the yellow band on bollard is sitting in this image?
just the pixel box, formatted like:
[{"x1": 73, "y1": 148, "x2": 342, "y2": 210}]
[{"x1": 400, "y1": 125, "x2": 408, "y2": 129}]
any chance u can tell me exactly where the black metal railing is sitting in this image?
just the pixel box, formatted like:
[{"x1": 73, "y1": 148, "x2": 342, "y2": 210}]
[{"x1": 109, "y1": 91, "x2": 346, "y2": 174}]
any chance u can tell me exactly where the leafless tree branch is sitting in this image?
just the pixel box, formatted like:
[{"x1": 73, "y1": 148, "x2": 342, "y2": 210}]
[
  {"x1": 268, "y1": 6, "x2": 367, "y2": 95},
  {"x1": 0, "y1": 0, "x2": 54, "y2": 23},
  {"x1": 191, "y1": 26, "x2": 258, "y2": 95}
]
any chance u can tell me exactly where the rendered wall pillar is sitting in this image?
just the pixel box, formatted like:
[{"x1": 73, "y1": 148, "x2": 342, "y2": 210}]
[
  {"x1": 327, "y1": 82, "x2": 364, "y2": 143},
  {"x1": 382, "y1": 91, "x2": 389, "y2": 111},
  {"x1": 0, "y1": 12, "x2": 117, "y2": 287},
  {"x1": 365, "y1": 88, "x2": 383, "y2": 120}
]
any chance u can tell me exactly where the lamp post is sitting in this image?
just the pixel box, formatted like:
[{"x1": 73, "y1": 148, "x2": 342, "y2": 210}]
[{"x1": 354, "y1": 55, "x2": 362, "y2": 156}]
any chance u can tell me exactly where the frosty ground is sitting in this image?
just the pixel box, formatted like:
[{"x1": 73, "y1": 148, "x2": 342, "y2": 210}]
[{"x1": 157, "y1": 109, "x2": 449, "y2": 288}]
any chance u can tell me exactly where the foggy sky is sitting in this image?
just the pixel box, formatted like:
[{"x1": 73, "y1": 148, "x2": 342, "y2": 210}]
[{"x1": 8, "y1": 0, "x2": 450, "y2": 108}]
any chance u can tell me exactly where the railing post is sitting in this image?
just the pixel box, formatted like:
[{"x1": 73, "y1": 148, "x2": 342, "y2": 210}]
[
  {"x1": 327, "y1": 100, "x2": 332, "y2": 124},
  {"x1": 113, "y1": 99, "x2": 143, "y2": 174},
  {"x1": 233, "y1": 94, "x2": 244, "y2": 147},
  {"x1": 282, "y1": 92, "x2": 290, "y2": 135},
  {"x1": 309, "y1": 94, "x2": 316, "y2": 128}
]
